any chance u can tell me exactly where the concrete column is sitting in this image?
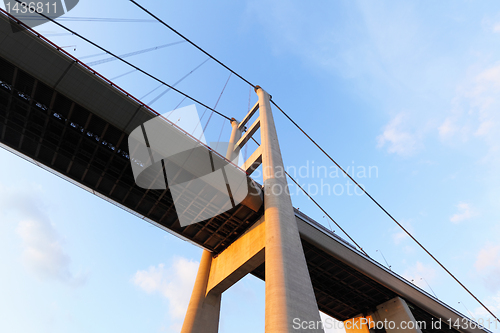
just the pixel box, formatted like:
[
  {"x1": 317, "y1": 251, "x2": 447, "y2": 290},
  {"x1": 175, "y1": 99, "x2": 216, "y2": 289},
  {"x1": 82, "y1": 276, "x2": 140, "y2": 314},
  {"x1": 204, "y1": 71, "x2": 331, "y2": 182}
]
[
  {"x1": 181, "y1": 250, "x2": 221, "y2": 333},
  {"x1": 181, "y1": 117, "x2": 243, "y2": 333},
  {"x1": 226, "y1": 117, "x2": 242, "y2": 163},
  {"x1": 371, "y1": 297, "x2": 423, "y2": 333},
  {"x1": 256, "y1": 86, "x2": 323, "y2": 333}
]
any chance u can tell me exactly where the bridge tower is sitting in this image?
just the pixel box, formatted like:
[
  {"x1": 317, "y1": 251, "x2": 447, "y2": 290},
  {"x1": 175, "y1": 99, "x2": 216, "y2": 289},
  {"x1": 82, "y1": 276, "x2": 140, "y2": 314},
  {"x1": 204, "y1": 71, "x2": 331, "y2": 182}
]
[
  {"x1": 0, "y1": 11, "x2": 482, "y2": 333},
  {"x1": 181, "y1": 86, "x2": 324, "y2": 333}
]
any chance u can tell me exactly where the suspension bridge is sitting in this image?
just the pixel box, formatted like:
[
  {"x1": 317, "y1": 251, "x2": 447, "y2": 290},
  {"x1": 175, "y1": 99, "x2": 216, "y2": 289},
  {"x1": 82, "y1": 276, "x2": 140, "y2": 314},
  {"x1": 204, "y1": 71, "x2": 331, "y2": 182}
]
[{"x1": 0, "y1": 5, "x2": 496, "y2": 333}]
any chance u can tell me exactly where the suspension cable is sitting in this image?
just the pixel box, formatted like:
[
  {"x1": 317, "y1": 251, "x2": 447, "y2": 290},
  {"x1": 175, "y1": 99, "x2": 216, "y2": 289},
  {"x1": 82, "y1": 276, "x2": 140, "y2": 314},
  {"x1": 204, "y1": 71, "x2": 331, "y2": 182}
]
[
  {"x1": 85, "y1": 41, "x2": 185, "y2": 65},
  {"x1": 174, "y1": 96, "x2": 188, "y2": 110},
  {"x1": 129, "y1": 0, "x2": 500, "y2": 319},
  {"x1": 287, "y1": 172, "x2": 369, "y2": 257},
  {"x1": 12, "y1": 0, "x2": 231, "y2": 121},
  {"x1": 129, "y1": 1, "x2": 500, "y2": 318},
  {"x1": 215, "y1": 121, "x2": 226, "y2": 152},
  {"x1": 270, "y1": 99, "x2": 500, "y2": 324},
  {"x1": 130, "y1": 0, "x2": 255, "y2": 89},
  {"x1": 148, "y1": 58, "x2": 210, "y2": 106},
  {"x1": 202, "y1": 73, "x2": 232, "y2": 138},
  {"x1": 249, "y1": 137, "x2": 368, "y2": 256},
  {"x1": 110, "y1": 69, "x2": 137, "y2": 81},
  {"x1": 215, "y1": 75, "x2": 235, "y2": 151},
  {"x1": 14, "y1": 1, "x2": 497, "y2": 322},
  {"x1": 163, "y1": 96, "x2": 188, "y2": 123},
  {"x1": 15, "y1": 15, "x2": 158, "y2": 23}
]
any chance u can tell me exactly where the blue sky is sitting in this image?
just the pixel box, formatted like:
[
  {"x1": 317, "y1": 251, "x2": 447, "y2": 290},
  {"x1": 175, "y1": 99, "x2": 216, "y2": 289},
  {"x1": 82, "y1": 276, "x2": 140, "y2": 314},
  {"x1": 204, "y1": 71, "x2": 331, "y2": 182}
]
[{"x1": 1, "y1": 1, "x2": 500, "y2": 332}]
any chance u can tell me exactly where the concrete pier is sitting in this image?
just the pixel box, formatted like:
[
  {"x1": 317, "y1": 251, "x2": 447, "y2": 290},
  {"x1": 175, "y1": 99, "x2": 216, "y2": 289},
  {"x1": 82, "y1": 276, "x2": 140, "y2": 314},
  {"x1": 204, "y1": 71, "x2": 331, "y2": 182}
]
[
  {"x1": 181, "y1": 250, "x2": 221, "y2": 333},
  {"x1": 181, "y1": 87, "x2": 323, "y2": 333},
  {"x1": 256, "y1": 87, "x2": 323, "y2": 333}
]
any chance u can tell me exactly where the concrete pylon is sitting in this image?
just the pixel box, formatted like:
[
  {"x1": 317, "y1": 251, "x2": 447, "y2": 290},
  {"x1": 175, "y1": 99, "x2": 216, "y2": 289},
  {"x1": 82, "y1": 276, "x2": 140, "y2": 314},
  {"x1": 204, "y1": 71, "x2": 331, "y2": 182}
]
[
  {"x1": 256, "y1": 86, "x2": 323, "y2": 333},
  {"x1": 371, "y1": 297, "x2": 423, "y2": 333},
  {"x1": 180, "y1": 250, "x2": 221, "y2": 333},
  {"x1": 181, "y1": 120, "x2": 243, "y2": 333},
  {"x1": 181, "y1": 87, "x2": 322, "y2": 333},
  {"x1": 344, "y1": 297, "x2": 423, "y2": 333},
  {"x1": 225, "y1": 118, "x2": 242, "y2": 163}
]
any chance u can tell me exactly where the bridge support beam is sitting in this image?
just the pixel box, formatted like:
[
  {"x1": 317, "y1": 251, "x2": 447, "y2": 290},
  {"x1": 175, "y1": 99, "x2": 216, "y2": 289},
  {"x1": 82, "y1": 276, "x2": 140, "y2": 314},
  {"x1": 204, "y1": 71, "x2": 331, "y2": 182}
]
[
  {"x1": 225, "y1": 118, "x2": 242, "y2": 163},
  {"x1": 344, "y1": 297, "x2": 422, "y2": 333},
  {"x1": 181, "y1": 216, "x2": 265, "y2": 333},
  {"x1": 371, "y1": 297, "x2": 422, "y2": 333},
  {"x1": 182, "y1": 117, "x2": 245, "y2": 333},
  {"x1": 181, "y1": 250, "x2": 221, "y2": 333},
  {"x1": 207, "y1": 216, "x2": 265, "y2": 296},
  {"x1": 257, "y1": 86, "x2": 323, "y2": 333}
]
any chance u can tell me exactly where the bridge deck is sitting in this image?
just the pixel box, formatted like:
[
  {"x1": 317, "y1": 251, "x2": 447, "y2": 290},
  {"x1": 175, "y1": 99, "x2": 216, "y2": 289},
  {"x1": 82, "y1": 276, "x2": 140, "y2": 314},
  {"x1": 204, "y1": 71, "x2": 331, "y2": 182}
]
[{"x1": 0, "y1": 10, "x2": 485, "y2": 333}]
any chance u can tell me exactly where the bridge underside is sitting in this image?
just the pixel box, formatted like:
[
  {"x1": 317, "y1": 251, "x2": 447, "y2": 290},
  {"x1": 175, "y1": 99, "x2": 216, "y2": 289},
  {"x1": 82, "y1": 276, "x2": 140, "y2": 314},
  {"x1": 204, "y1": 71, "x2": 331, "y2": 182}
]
[
  {"x1": 0, "y1": 53, "x2": 262, "y2": 254},
  {"x1": 0, "y1": 11, "x2": 472, "y2": 333},
  {"x1": 252, "y1": 237, "x2": 459, "y2": 333}
]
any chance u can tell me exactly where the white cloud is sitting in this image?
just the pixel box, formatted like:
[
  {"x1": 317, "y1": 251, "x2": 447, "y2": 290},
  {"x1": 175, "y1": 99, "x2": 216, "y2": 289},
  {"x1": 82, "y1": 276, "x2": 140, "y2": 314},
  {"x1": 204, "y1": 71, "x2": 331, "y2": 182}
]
[
  {"x1": 474, "y1": 65, "x2": 500, "y2": 94},
  {"x1": 377, "y1": 113, "x2": 420, "y2": 156},
  {"x1": 438, "y1": 117, "x2": 457, "y2": 138},
  {"x1": 475, "y1": 120, "x2": 495, "y2": 137},
  {"x1": 133, "y1": 257, "x2": 199, "y2": 328},
  {"x1": 402, "y1": 261, "x2": 437, "y2": 292},
  {"x1": 0, "y1": 184, "x2": 86, "y2": 287},
  {"x1": 391, "y1": 220, "x2": 415, "y2": 245},
  {"x1": 494, "y1": 23, "x2": 500, "y2": 33},
  {"x1": 450, "y1": 202, "x2": 475, "y2": 223},
  {"x1": 17, "y1": 219, "x2": 86, "y2": 287},
  {"x1": 472, "y1": 290, "x2": 500, "y2": 326},
  {"x1": 439, "y1": 63, "x2": 500, "y2": 166},
  {"x1": 475, "y1": 244, "x2": 500, "y2": 292},
  {"x1": 475, "y1": 245, "x2": 500, "y2": 271},
  {"x1": 393, "y1": 230, "x2": 408, "y2": 245}
]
